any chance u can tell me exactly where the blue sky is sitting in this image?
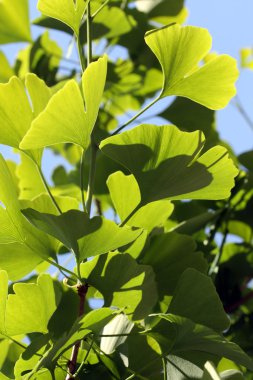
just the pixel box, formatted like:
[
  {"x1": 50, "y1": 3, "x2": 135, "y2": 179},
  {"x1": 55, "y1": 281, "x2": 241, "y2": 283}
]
[{"x1": 1, "y1": 0, "x2": 253, "y2": 165}]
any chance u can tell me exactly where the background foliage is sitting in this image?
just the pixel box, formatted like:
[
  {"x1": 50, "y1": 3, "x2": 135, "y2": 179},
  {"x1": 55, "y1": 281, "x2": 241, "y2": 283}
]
[{"x1": 1, "y1": 0, "x2": 253, "y2": 379}]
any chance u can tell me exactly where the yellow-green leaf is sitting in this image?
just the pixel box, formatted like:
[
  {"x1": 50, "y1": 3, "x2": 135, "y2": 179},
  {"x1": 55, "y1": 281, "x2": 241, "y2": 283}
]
[{"x1": 145, "y1": 24, "x2": 239, "y2": 110}]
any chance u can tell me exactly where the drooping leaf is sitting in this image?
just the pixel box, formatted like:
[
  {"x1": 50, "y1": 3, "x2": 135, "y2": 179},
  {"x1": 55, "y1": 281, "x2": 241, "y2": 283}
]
[
  {"x1": 20, "y1": 56, "x2": 107, "y2": 151},
  {"x1": 21, "y1": 208, "x2": 142, "y2": 261},
  {"x1": 100, "y1": 124, "x2": 238, "y2": 208},
  {"x1": 141, "y1": 232, "x2": 207, "y2": 300},
  {"x1": 39, "y1": 308, "x2": 116, "y2": 370},
  {"x1": 150, "y1": 314, "x2": 253, "y2": 372},
  {"x1": 37, "y1": 0, "x2": 87, "y2": 36},
  {"x1": 0, "y1": 272, "x2": 59, "y2": 336},
  {"x1": 168, "y1": 268, "x2": 229, "y2": 332},
  {"x1": 0, "y1": 0, "x2": 31, "y2": 44},
  {"x1": 145, "y1": 24, "x2": 238, "y2": 109},
  {"x1": 107, "y1": 171, "x2": 173, "y2": 231},
  {"x1": 81, "y1": 252, "x2": 158, "y2": 320}
]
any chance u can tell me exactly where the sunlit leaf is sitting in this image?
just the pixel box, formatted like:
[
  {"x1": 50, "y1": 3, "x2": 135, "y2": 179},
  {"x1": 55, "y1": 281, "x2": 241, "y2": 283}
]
[
  {"x1": 0, "y1": 52, "x2": 14, "y2": 82},
  {"x1": 107, "y1": 171, "x2": 173, "y2": 231},
  {"x1": 100, "y1": 124, "x2": 238, "y2": 208},
  {"x1": 0, "y1": 0, "x2": 31, "y2": 44},
  {"x1": 145, "y1": 24, "x2": 238, "y2": 109},
  {"x1": 37, "y1": 0, "x2": 87, "y2": 36},
  {"x1": 20, "y1": 56, "x2": 107, "y2": 151},
  {"x1": 0, "y1": 272, "x2": 59, "y2": 336}
]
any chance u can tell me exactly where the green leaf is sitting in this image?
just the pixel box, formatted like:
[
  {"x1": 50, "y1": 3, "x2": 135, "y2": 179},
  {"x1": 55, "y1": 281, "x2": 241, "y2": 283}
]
[
  {"x1": 25, "y1": 73, "x2": 52, "y2": 117},
  {"x1": 40, "y1": 308, "x2": 116, "y2": 369},
  {"x1": 81, "y1": 252, "x2": 158, "y2": 320},
  {"x1": 141, "y1": 232, "x2": 207, "y2": 299},
  {"x1": 0, "y1": 272, "x2": 59, "y2": 336},
  {"x1": 37, "y1": 0, "x2": 87, "y2": 36},
  {"x1": 0, "y1": 154, "x2": 26, "y2": 244},
  {"x1": 0, "y1": 52, "x2": 14, "y2": 82},
  {"x1": 0, "y1": 243, "x2": 42, "y2": 281},
  {"x1": 107, "y1": 171, "x2": 174, "y2": 231},
  {"x1": 151, "y1": 314, "x2": 253, "y2": 372},
  {"x1": 20, "y1": 56, "x2": 107, "y2": 151},
  {"x1": 21, "y1": 208, "x2": 142, "y2": 261},
  {"x1": 100, "y1": 125, "x2": 238, "y2": 207},
  {"x1": 0, "y1": 0, "x2": 31, "y2": 44},
  {"x1": 145, "y1": 24, "x2": 238, "y2": 109},
  {"x1": 168, "y1": 268, "x2": 229, "y2": 332}
]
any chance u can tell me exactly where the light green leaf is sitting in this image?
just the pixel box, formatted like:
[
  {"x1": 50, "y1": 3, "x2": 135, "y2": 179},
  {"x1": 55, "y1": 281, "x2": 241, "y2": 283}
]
[
  {"x1": 81, "y1": 252, "x2": 158, "y2": 320},
  {"x1": 0, "y1": 154, "x2": 26, "y2": 244},
  {"x1": 0, "y1": 76, "x2": 46, "y2": 163},
  {"x1": 168, "y1": 268, "x2": 229, "y2": 332},
  {"x1": 107, "y1": 171, "x2": 174, "y2": 231},
  {"x1": 0, "y1": 243, "x2": 42, "y2": 281},
  {"x1": 0, "y1": 52, "x2": 14, "y2": 82},
  {"x1": 20, "y1": 56, "x2": 107, "y2": 151},
  {"x1": 145, "y1": 24, "x2": 238, "y2": 109},
  {"x1": 220, "y1": 370, "x2": 244, "y2": 380},
  {"x1": 25, "y1": 74, "x2": 52, "y2": 117},
  {"x1": 100, "y1": 124, "x2": 238, "y2": 207},
  {"x1": 0, "y1": 272, "x2": 58, "y2": 336},
  {"x1": 0, "y1": 0, "x2": 31, "y2": 44},
  {"x1": 37, "y1": 0, "x2": 87, "y2": 36}
]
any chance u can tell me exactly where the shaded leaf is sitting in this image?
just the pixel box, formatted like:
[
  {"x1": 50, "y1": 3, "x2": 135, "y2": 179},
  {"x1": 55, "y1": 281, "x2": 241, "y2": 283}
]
[
  {"x1": 81, "y1": 252, "x2": 158, "y2": 320},
  {"x1": 100, "y1": 124, "x2": 238, "y2": 208}
]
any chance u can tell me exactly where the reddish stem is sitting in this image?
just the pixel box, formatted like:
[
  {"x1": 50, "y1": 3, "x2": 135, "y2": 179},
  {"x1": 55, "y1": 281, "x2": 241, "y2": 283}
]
[
  {"x1": 66, "y1": 283, "x2": 89, "y2": 379},
  {"x1": 225, "y1": 290, "x2": 253, "y2": 314}
]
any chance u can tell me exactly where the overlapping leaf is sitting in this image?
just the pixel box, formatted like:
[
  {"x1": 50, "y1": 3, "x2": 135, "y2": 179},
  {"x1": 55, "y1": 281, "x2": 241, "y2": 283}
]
[
  {"x1": 107, "y1": 171, "x2": 173, "y2": 230},
  {"x1": 20, "y1": 56, "x2": 107, "y2": 151},
  {"x1": 22, "y1": 209, "x2": 142, "y2": 261},
  {"x1": 37, "y1": 0, "x2": 87, "y2": 36},
  {"x1": 145, "y1": 24, "x2": 238, "y2": 109},
  {"x1": 81, "y1": 252, "x2": 158, "y2": 320},
  {"x1": 100, "y1": 124, "x2": 238, "y2": 209}
]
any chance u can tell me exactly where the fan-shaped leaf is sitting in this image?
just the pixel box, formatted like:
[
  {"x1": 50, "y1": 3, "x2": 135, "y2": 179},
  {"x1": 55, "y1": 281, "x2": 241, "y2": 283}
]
[
  {"x1": 100, "y1": 124, "x2": 238, "y2": 208},
  {"x1": 145, "y1": 24, "x2": 238, "y2": 109}
]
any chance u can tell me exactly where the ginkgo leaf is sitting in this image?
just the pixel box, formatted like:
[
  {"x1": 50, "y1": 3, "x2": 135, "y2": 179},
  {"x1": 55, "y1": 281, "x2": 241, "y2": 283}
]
[
  {"x1": 20, "y1": 56, "x2": 107, "y2": 151},
  {"x1": 0, "y1": 272, "x2": 59, "y2": 336},
  {"x1": 80, "y1": 252, "x2": 158, "y2": 320},
  {"x1": 0, "y1": 75, "x2": 50, "y2": 163},
  {"x1": 0, "y1": 154, "x2": 26, "y2": 244},
  {"x1": 37, "y1": 0, "x2": 87, "y2": 36},
  {"x1": 0, "y1": 52, "x2": 14, "y2": 82},
  {"x1": 107, "y1": 171, "x2": 174, "y2": 231},
  {"x1": 25, "y1": 74, "x2": 52, "y2": 117},
  {"x1": 21, "y1": 208, "x2": 142, "y2": 261},
  {"x1": 145, "y1": 24, "x2": 239, "y2": 109},
  {"x1": 100, "y1": 124, "x2": 238, "y2": 209},
  {"x1": 0, "y1": 0, "x2": 31, "y2": 44}
]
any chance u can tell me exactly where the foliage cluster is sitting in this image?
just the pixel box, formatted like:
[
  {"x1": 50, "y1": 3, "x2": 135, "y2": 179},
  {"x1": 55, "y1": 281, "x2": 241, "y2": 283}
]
[{"x1": 1, "y1": 0, "x2": 253, "y2": 379}]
